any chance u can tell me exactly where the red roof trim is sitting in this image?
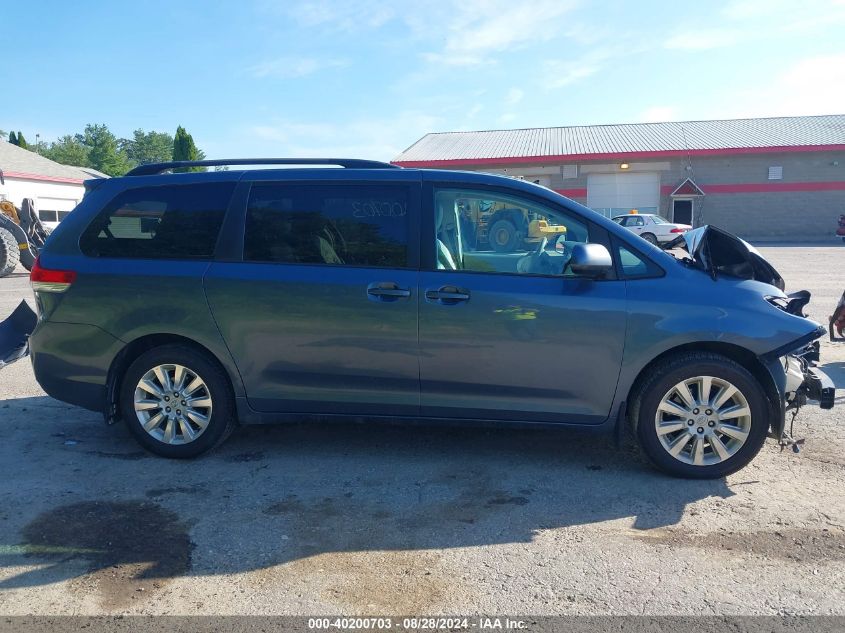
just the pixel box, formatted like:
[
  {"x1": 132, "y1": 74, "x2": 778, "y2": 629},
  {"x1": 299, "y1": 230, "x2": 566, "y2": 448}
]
[
  {"x1": 393, "y1": 144, "x2": 845, "y2": 168},
  {"x1": 699, "y1": 181, "x2": 845, "y2": 194},
  {"x1": 3, "y1": 170, "x2": 84, "y2": 185},
  {"x1": 664, "y1": 181, "x2": 845, "y2": 196},
  {"x1": 658, "y1": 181, "x2": 845, "y2": 194},
  {"x1": 563, "y1": 181, "x2": 845, "y2": 200}
]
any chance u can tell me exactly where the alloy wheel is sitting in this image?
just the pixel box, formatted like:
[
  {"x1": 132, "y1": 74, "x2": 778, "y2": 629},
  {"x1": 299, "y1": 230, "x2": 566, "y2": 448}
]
[
  {"x1": 133, "y1": 364, "x2": 213, "y2": 445},
  {"x1": 654, "y1": 375, "x2": 751, "y2": 466}
]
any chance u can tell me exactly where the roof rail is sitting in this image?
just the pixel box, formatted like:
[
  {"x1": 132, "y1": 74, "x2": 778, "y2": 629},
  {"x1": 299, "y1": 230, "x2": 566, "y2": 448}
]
[{"x1": 125, "y1": 158, "x2": 400, "y2": 177}]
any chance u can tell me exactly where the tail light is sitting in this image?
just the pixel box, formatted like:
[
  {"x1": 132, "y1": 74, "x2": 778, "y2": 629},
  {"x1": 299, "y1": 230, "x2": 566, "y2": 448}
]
[
  {"x1": 30, "y1": 257, "x2": 76, "y2": 293},
  {"x1": 670, "y1": 228, "x2": 688, "y2": 233}
]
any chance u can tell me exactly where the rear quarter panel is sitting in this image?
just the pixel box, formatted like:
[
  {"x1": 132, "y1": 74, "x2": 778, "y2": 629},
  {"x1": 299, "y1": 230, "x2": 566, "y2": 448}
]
[
  {"x1": 33, "y1": 173, "x2": 247, "y2": 398},
  {"x1": 34, "y1": 254, "x2": 245, "y2": 398}
]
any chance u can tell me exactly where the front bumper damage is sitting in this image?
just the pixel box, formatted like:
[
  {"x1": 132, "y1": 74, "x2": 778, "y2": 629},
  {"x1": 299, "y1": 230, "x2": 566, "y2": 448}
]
[
  {"x1": 777, "y1": 341, "x2": 836, "y2": 451},
  {"x1": 784, "y1": 343, "x2": 836, "y2": 411},
  {"x1": 0, "y1": 300, "x2": 37, "y2": 369}
]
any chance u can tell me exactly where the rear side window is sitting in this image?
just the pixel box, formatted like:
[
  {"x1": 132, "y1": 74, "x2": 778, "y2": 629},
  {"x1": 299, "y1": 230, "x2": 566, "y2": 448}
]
[
  {"x1": 80, "y1": 183, "x2": 235, "y2": 259},
  {"x1": 244, "y1": 183, "x2": 409, "y2": 268}
]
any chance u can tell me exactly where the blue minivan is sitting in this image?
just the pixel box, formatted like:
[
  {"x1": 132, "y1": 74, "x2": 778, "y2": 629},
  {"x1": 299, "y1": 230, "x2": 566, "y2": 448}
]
[{"x1": 4, "y1": 159, "x2": 834, "y2": 477}]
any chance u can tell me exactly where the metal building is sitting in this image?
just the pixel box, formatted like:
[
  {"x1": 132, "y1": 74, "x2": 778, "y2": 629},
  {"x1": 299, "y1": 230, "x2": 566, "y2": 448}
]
[{"x1": 393, "y1": 114, "x2": 845, "y2": 241}]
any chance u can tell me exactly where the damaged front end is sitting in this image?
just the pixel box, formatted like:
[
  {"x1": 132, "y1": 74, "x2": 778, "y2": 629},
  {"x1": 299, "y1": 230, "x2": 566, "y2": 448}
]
[
  {"x1": 664, "y1": 224, "x2": 785, "y2": 289},
  {"x1": 665, "y1": 225, "x2": 835, "y2": 448},
  {"x1": 763, "y1": 295, "x2": 835, "y2": 451},
  {"x1": 0, "y1": 300, "x2": 37, "y2": 369},
  {"x1": 775, "y1": 340, "x2": 835, "y2": 452}
]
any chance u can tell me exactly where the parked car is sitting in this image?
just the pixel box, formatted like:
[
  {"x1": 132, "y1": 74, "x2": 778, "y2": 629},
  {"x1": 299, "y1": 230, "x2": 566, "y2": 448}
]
[
  {"x1": 612, "y1": 213, "x2": 691, "y2": 245},
  {"x1": 0, "y1": 159, "x2": 834, "y2": 478}
]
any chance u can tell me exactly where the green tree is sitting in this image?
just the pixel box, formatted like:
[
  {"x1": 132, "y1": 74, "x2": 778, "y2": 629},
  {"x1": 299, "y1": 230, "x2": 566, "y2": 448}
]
[
  {"x1": 9, "y1": 131, "x2": 17, "y2": 145},
  {"x1": 16, "y1": 132, "x2": 28, "y2": 149},
  {"x1": 122, "y1": 129, "x2": 174, "y2": 166},
  {"x1": 83, "y1": 124, "x2": 131, "y2": 176},
  {"x1": 172, "y1": 125, "x2": 205, "y2": 172},
  {"x1": 41, "y1": 135, "x2": 92, "y2": 168}
]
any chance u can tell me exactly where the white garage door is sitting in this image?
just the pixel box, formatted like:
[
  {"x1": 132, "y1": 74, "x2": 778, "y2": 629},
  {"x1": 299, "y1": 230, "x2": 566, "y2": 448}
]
[{"x1": 587, "y1": 172, "x2": 660, "y2": 218}]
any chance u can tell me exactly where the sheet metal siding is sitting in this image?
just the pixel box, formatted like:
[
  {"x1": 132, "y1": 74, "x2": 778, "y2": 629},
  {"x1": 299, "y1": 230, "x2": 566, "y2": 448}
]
[{"x1": 395, "y1": 115, "x2": 845, "y2": 162}]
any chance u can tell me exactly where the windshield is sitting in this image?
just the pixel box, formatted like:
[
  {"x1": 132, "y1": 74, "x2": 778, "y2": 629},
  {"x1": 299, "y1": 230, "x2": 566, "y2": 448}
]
[{"x1": 651, "y1": 216, "x2": 671, "y2": 224}]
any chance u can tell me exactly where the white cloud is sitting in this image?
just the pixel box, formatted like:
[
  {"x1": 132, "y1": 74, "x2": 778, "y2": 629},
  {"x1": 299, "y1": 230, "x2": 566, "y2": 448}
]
[
  {"x1": 713, "y1": 53, "x2": 845, "y2": 119},
  {"x1": 757, "y1": 53, "x2": 845, "y2": 116},
  {"x1": 247, "y1": 111, "x2": 444, "y2": 161},
  {"x1": 249, "y1": 57, "x2": 349, "y2": 79},
  {"x1": 505, "y1": 88, "x2": 524, "y2": 105},
  {"x1": 419, "y1": 52, "x2": 493, "y2": 68},
  {"x1": 543, "y1": 59, "x2": 601, "y2": 88},
  {"x1": 640, "y1": 106, "x2": 678, "y2": 123},
  {"x1": 274, "y1": 0, "x2": 395, "y2": 32},
  {"x1": 664, "y1": 28, "x2": 741, "y2": 50},
  {"x1": 723, "y1": 0, "x2": 845, "y2": 20},
  {"x1": 541, "y1": 45, "x2": 621, "y2": 89},
  {"x1": 419, "y1": 0, "x2": 579, "y2": 65},
  {"x1": 667, "y1": 0, "x2": 845, "y2": 51}
]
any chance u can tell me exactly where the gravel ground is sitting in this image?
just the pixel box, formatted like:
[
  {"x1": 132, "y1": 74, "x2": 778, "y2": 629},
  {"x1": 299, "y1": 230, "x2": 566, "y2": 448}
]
[{"x1": 0, "y1": 245, "x2": 843, "y2": 616}]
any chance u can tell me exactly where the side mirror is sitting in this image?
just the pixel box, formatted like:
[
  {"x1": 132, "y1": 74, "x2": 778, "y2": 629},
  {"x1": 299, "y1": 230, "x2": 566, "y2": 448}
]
[{"x1": 569, "y1": 243, "x2": 613, "y2": 279}]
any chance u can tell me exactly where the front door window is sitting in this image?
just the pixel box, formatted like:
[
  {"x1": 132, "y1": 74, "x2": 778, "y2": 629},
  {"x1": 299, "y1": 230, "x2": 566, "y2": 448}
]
[
  {"x1": 419, "y1": 186, "x2": 626, "y2": 423},
  {"x1": 433, "y1": 188, "x2": 591, "y2": 277}
]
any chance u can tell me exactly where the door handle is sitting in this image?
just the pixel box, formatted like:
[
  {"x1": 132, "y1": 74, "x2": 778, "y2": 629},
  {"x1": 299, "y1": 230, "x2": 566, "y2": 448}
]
[
  {"x1": 367, "y1": 282, "x2": 411, "y2": 301},
  {"x1": 425, "y1": 285, "x2": 470, "y2": 304}
]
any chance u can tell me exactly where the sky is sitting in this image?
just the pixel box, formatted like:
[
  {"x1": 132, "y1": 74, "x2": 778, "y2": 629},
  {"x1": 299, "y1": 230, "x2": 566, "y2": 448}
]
[{"x1": 2, "y1": 0, "x2": 844, "y2": 161}]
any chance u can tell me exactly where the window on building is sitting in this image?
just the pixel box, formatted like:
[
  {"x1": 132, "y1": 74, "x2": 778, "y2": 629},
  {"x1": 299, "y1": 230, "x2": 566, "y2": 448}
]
[
  {"x1": 80, "y1": 182, "x2": 234, "y2": 259},
  {"x1": 244, "y1": 183, "x2": 410, "y2": 268},
  {"x1": 768, "y1": 166, "x2": 783, "y2": 180},
  {"x1": 561, "y1": 165, "x2": 578, "y2": 179}
]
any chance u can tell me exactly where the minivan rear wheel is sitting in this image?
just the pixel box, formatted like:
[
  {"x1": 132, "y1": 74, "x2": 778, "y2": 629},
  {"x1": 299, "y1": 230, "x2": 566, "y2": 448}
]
[
  {"x1": 120, "y1": 344, "x2": 236, "y2": 458},
  {"x1": 632, "y1": 352, "x2": 769, "y2": 478}
]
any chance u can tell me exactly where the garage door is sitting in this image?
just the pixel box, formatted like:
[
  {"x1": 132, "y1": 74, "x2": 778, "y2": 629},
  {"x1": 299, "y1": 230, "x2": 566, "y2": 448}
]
[{"x1": 586, "y1": 172, "x2": 659, "y2": 218}]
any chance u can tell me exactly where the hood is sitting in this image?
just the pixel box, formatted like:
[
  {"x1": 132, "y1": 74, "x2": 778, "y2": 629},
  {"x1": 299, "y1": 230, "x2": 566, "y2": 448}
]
[{"x1": 667, "y1": 225, "x2": 785, "y2": 290}]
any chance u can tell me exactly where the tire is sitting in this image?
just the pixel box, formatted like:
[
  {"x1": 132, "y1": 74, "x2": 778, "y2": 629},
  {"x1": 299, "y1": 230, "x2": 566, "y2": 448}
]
[
  {"x1": 19, "y1": 247, "x2": 36, "y2": 271},
  {"x1": 641, "y1": 232, "x2": 658, "y2": 245},
  {"x1": 631, "y1": 352, "x2": 769, "y2": 479},
  {"x1": 489, "y1": 219, "x2": 520, "y2": 252},
  {"x1": 119, "y1": 344, "x2": 237, "y2": 458},
  {"x1": 0, "y1": 228, "x2": 20, "y2": 277}
]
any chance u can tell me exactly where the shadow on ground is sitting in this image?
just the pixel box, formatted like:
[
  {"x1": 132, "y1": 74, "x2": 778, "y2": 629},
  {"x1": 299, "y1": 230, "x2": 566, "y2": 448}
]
[
  {"x1": 819, "y1": 361, "x2": 845, "y2": 389},
  {"x1": 0, "y1": 395, "x2": 735, "y2": 606}
]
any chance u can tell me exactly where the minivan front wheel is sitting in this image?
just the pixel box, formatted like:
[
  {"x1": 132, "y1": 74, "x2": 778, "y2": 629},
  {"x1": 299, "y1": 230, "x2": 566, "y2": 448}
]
[
  {"x1": 120, "y1": 344, "x2": 236, "y2": 458},
  {"x1": 633, "y1": 353, "x2": 769, "y2": 478}
]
